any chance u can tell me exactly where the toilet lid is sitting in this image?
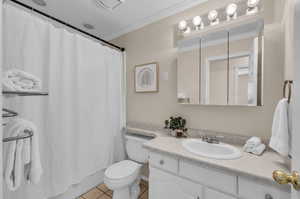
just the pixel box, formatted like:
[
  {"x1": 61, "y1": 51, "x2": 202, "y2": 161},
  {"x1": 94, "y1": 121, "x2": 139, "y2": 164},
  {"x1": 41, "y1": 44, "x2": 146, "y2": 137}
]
[{"x1": 105, "y1": 160, "x2": 141, "y2": 180}]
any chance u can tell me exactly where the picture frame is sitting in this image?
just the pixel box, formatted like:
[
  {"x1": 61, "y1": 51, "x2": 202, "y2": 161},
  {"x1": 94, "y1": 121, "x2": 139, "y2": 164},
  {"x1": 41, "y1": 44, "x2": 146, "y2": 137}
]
[{"x1": 134, "y1": 62, "x2": 159, "y2": 93}]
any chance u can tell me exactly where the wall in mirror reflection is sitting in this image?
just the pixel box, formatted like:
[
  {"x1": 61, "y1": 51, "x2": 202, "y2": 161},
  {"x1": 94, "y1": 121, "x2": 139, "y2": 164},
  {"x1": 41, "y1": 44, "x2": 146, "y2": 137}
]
[{"x1": 177, "y1": 19, "x2": 263, "y2": 106}]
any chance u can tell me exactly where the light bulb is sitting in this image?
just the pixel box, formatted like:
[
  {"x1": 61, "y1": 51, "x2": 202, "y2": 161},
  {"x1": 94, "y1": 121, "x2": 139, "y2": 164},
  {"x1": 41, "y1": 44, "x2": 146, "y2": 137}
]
[
  {"x1": 178, "y1": 20, "x2": 187, "y2": 31},
  {"x1": 208, "y1": 10, "x2": 218, "y2": 21},
  {"x1": 192, "y1": 16, "x2": 203, "y2": 30},
  {"x1": 208, "y1": 10, "x2": 219, "y2": 26},
  {"x1": 247, "y1": 0, "x2": 260, "y2": 8},
  {"x1": 247, "y1": 0, "x2": 260, "y2": 15},
  {"x1": 226, "y1": 3, "x2": 237, "y2": 21},
  {"x1": 226, "y1": 3, "x2": 237, "y2": 17},
  {"x1": 192, "y1": 16, "x2": 202, "y2": 26}
]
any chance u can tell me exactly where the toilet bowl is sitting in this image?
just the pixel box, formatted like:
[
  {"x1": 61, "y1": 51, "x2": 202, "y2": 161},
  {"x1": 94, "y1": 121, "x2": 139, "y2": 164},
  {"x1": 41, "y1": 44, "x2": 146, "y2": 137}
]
[{"x1": 104, "y1": 134, "x2": 151, "y2": 199}]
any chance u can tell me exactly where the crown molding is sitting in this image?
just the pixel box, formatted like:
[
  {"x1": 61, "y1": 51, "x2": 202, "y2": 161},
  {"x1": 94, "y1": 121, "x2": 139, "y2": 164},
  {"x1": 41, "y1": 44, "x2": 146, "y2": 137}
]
[{"x1": 104, "y1": 0, "x2": 208, "y2": 40}]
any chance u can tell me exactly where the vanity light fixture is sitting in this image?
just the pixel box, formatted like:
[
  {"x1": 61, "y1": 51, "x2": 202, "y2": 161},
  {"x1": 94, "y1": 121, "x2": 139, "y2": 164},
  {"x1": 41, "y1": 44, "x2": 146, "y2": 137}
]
[
  {"x1": 226, "y1": 3, "x2": 238, "y2": 21},
  {"x1": 208, "y1": 10, "x2": 219, "y2": 26},
  {"x1": 192, "y1": 16, "x2": 204, "y2": 30},
  {"x1": 247, "y1": 0, "x2": 260, "y2": 15},
  {"x1": 32, "y1": 0, "x2": 47, "y2": 6}
]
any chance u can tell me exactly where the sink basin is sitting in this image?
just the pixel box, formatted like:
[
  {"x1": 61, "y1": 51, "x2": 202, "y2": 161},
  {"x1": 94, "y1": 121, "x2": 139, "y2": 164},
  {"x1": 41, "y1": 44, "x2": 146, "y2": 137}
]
[{"x1": 182, "y1": 139, "x2": 242, "y2": 160}]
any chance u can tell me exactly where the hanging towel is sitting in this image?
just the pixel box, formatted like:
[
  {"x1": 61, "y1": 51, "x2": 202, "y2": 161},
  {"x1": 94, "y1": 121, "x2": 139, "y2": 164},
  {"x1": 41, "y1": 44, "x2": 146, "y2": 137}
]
[
  {"x1": 269, "y1": 99, "x2": 291, "y2": 156},
  {"x1": 4, "y1": 118, "x2": 42, "y2": 191},
  {"x1": 2, "y1": 69, "x2": 42, "y2": 91}
]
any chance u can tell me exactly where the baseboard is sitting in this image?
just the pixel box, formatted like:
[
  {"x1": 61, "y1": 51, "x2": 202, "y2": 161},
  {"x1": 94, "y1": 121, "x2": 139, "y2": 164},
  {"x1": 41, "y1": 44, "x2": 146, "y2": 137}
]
[{"x1": 50, "y1": 170, "x2": 105, "y2": 199}]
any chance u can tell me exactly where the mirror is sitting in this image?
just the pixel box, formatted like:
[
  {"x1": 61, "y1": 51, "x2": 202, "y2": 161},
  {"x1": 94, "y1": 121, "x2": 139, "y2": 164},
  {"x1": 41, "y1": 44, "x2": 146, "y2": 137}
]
[{"x1": 177, "y1": 19, "x2": 263, "y2": 106}]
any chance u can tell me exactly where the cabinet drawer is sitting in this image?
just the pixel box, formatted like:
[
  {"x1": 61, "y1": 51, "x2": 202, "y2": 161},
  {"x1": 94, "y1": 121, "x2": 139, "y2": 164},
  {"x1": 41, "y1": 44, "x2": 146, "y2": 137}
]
[
  {"x1": 179, "y1": 159, "x2": 237, "y2": 195},
  {"x1": 205, "y1": 188, "x2": 237, "y2": 199},
  {"x1": 148, "y1": 151, "x2": 179, "y2": 174},
  {"x1": 239, "y1": 177, "x2": 290, "y2": 199}
]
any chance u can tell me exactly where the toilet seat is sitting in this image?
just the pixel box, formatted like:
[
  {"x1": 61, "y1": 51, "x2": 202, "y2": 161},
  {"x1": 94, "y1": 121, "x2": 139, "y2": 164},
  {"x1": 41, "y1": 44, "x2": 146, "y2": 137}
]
[{"x1": 105, "y1": 160, "x2": 141, "y2": 180}]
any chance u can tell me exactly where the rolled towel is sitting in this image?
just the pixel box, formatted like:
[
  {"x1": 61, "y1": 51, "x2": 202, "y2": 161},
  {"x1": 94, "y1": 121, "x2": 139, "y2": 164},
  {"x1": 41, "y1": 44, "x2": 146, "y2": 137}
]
[
  {"x1": 2, "y1": 69, "x2": 42, "y2": 92},
  {"x1": 245, "y1": 136, "x2": 261, "y2": 147},
  {"x1": 252, "y1": 143, "x2": 266, "y2": 156},
  {"x1": 243, "y1": 136, "x2": 266, "y2": 155},
  {"x1": 4, "y1": 118, "x2": 42, "y2": 191}
]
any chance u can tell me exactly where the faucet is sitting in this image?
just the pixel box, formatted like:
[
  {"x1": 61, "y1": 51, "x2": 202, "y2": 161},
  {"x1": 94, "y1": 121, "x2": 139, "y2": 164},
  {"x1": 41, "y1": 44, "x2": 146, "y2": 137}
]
[{"x1": 201, "y1": 135, "x2": 224, "y2": 144}]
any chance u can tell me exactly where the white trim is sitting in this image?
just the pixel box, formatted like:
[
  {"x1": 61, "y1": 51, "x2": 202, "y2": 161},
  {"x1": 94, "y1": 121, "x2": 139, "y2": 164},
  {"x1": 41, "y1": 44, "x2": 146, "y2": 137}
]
[{"x1": 104, "y1": 0, "x2": 208, "y2": 40}]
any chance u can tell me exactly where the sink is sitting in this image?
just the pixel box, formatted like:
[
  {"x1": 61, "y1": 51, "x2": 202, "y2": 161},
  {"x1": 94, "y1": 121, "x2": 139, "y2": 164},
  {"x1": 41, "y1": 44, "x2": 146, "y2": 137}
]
[{"x1": 182, "y1": 139, "x2": 242, "y2": 160}]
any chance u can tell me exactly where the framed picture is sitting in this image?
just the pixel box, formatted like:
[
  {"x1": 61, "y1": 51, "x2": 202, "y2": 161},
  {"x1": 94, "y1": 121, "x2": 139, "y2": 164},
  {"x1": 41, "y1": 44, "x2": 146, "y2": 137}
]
[{"x1": 135, "y1": 62, "x2": 159, "y2": 93}]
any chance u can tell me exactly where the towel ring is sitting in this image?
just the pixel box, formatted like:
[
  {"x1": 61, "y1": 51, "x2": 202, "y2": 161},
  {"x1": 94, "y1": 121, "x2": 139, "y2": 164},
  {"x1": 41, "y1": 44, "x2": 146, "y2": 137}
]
[{"x1": 283, "y1": 80, "x2": 293, "y2": 104}]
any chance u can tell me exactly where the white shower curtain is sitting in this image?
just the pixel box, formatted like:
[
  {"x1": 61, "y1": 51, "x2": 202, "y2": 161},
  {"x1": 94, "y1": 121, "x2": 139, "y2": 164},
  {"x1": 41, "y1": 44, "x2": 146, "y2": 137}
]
[{"x1": 3, "y1": 3, "x2": 125, "y2": 199}]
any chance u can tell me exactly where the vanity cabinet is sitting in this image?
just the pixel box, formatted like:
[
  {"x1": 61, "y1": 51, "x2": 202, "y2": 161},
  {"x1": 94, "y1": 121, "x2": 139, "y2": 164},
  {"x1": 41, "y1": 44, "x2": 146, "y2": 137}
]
[
  {"x1": 148, "y1": 151, "x2": 290, "y2": 199},
  {"x1": 149, "y1": 167, "x2": 202, "y2": 199}
]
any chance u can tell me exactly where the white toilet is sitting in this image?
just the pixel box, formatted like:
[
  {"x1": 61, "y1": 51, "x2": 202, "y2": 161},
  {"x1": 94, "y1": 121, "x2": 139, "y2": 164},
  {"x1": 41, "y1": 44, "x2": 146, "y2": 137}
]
[{"x1": 104, "y1": 134, "x2": 150, "y2": 199}]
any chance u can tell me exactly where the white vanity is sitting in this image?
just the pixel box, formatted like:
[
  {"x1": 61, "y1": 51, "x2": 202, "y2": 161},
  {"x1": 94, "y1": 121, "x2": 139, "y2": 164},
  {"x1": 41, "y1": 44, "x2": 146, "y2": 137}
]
[{"x1": 143, "y1": 136, "x2": 290, "y2": 199}]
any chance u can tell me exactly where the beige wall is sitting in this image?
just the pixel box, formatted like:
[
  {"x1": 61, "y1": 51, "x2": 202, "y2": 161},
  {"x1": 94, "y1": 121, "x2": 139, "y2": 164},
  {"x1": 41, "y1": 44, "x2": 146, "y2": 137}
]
[{"x1": 113, "y1": 0, "x2": 286, "y2": 139}]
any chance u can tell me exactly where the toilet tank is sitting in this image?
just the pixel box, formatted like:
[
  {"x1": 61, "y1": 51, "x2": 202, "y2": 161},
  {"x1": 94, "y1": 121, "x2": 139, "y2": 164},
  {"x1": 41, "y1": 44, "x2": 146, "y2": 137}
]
[{"x1": 125, "y1": 134, "x2": 152, "y2": 163}]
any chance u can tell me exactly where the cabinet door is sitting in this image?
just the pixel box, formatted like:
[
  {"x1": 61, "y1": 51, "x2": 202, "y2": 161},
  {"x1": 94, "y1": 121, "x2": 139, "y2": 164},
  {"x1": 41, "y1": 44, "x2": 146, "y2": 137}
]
[
  {"x1": 205, "y1": 188, "x2": 236, "y2": 199},
  {"x1": 149, "y1": 167, "x2": 202, "y2": 199},
  {"x1": 239, "y1": 177, "x2": 290, "y2": 199}
]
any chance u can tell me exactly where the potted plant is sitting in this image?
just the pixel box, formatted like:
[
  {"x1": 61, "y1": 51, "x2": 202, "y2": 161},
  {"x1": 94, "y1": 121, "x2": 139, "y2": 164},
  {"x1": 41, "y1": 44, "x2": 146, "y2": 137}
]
[{"x1": 164, "y1": 116, "x2": 188, "y2": 138}]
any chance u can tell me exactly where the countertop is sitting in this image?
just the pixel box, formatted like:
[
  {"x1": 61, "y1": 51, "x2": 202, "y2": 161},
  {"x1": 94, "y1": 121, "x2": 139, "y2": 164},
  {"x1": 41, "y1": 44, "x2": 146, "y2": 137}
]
[{"x1": 127, "y1": 126, "x2": 290, "y2": 184}]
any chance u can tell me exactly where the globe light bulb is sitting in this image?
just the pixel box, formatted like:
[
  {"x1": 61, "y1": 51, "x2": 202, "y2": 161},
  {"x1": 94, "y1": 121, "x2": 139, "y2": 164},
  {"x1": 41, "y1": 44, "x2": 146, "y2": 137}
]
[
  {"x1": 208, "y1": 10, "x2": 219, "y2": 26},
  {"x1": 192, "y1": 16, "x2": 203, "y2": 30},
  {"x1": 208, "y1": 10, "x2": 218, "y2": 21},
  {"x1": 178, "y1": 20, "x2": 187, "y2": 31},
  {"x1": 192, "y1": 16, "x2": 201, "y2": 26},
  {"x1": 226, "y1": 3, "x2": 237, "y2": 21},
  {"x1": 247, "y1": 0, "x2": 260, "y2": 15},
  {"x1": 247, "y1": 0, "x2": 260, "y2": 8}
]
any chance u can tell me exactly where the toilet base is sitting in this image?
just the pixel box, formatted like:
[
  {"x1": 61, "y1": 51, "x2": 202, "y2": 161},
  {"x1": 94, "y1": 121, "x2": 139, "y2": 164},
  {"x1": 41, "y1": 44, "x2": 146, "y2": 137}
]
[
  {"x1": 112, "y1": 178, "x2": 141, "y2": 199},
  {"x1": 112, "y1": 187, "x2": 130, "y2": 199}
]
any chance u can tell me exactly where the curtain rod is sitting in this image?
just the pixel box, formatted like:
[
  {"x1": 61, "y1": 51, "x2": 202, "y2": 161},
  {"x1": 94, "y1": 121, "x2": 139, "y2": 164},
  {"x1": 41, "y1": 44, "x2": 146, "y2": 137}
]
[{"x1": 8, "y1": 0, "x2": 125, "y2": 52}]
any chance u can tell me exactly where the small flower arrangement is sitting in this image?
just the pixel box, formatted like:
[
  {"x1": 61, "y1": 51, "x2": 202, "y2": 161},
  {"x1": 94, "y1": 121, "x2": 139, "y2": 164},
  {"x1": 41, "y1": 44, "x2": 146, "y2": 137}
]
[{"x1": 164, "y1": 116, "x2": 188, "y2": 138}]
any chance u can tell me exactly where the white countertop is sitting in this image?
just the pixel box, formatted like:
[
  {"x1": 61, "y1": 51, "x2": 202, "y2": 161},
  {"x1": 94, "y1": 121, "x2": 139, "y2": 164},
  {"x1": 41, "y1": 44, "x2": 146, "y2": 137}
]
[{"x1": 127, "y1": 127, "x2": 290, "y2": 184}]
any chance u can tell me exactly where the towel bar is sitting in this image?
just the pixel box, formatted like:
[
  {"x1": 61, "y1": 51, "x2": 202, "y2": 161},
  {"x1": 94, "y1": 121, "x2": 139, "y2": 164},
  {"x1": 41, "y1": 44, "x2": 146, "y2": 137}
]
[{"x1": 2, "y1": 129, "x2": 33, "y2": 143}]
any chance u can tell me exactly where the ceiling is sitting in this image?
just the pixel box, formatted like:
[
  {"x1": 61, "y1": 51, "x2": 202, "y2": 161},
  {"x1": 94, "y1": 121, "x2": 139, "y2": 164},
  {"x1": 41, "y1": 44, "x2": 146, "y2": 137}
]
[{"x1": 12, "y1": 0, "x2": 208, "y2": 40}]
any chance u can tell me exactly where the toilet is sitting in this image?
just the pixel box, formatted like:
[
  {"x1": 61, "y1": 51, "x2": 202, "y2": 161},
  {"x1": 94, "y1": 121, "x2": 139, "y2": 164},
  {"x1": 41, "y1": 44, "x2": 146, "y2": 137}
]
[{"x1": 104, "y1": 134, "x2": 151, "y2": 199}]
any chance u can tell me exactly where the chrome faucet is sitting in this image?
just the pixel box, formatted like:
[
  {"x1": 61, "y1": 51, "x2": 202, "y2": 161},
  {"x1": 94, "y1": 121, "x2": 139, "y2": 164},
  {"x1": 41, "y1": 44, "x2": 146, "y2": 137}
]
[{"x1": 201, "y1": 135, "x2": 224, "y2": 144}]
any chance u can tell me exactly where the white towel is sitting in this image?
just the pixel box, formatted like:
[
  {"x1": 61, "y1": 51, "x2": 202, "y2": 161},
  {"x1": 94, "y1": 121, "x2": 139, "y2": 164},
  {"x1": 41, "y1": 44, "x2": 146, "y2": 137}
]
[
  {"x1": 252, "y1": 143, "x2": 266, "y2": 156},
  {"x1": 243, "y1": 136, "x2": 265, "y2": 155},
  {"x1": 245, "y1": 136, "x2": 261, "y2": 147},
  {"x1": 269, "y1": 99, "x2": 291, "y2": 156},
  {"x1": 2, "y1": 69, "x2": 42, "y2": 92},
  {"x1": 4, "y1": 119, "x2": 42, "y2": 191}
]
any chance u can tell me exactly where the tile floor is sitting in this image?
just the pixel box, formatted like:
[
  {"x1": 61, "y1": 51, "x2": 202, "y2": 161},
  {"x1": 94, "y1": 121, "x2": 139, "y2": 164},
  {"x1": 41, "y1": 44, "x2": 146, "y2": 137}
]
[{"x1": 78, "y1": 180, "x2": 148, "y2": 199}]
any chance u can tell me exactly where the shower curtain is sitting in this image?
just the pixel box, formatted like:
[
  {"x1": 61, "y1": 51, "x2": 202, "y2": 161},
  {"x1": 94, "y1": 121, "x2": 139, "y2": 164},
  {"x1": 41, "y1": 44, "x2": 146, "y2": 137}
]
[{"x1": 3, "y1": 3, "x2": 125, "y2": 199}]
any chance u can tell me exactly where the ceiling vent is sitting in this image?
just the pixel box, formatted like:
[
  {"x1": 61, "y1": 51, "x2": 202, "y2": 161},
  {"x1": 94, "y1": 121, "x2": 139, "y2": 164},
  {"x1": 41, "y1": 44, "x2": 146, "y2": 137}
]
[{"x1": 95, "y1": 0, "x2": 125, "y2": 11}]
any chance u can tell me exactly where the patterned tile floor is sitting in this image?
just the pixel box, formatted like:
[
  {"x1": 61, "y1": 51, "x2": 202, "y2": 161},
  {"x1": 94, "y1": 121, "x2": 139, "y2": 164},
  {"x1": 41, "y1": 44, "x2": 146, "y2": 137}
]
[{"x1": 78, "y1": 180, "x2": 148, "y2": 199}]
